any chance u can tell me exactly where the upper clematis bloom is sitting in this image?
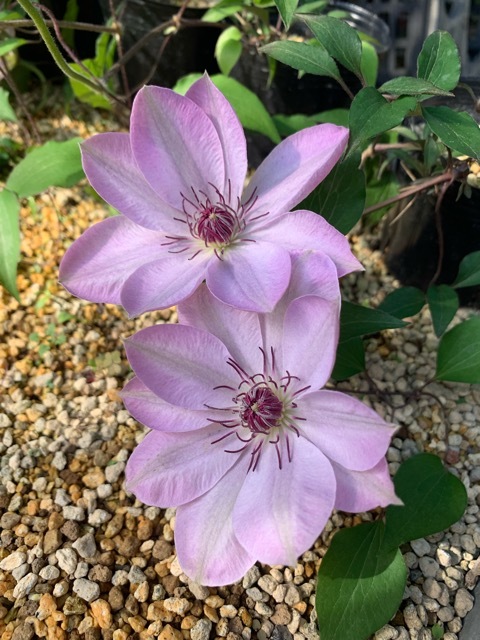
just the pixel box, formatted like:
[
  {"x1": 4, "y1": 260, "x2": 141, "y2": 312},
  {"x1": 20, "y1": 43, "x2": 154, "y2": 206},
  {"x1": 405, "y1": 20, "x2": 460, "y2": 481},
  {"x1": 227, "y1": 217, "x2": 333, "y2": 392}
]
[
  {"x1": 122, "y1": 252, "x2": 400, "y2": 586},
  {"x1": 60, "y1": 74, "x2": 361, "y2": 314}
]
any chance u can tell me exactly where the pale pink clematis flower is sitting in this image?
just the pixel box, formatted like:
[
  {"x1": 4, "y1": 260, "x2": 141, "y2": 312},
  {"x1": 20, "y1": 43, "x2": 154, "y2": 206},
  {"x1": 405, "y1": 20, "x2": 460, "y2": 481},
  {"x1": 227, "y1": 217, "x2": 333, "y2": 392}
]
[
  {"x1": 122, "y1": 253, "x2": 400, "y2": 586},
  {"x1": 60, "y1": 74, "x2": 361, "y2": 313}
]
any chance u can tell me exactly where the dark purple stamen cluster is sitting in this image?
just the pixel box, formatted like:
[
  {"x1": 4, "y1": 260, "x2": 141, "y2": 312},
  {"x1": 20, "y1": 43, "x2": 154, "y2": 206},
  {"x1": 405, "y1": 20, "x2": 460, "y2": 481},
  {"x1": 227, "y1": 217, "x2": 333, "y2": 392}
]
[{"x1": 207, "y1": 349, "x2": 310, "y2": 472}]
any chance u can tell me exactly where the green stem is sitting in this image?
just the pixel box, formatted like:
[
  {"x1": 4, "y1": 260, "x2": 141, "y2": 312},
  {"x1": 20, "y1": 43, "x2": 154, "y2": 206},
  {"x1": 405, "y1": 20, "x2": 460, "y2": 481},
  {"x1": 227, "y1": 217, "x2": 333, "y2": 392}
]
[
  {"x1": 1, "y1": 19, "x2": 118, "y2": 34},
  {"x1": 15, "y1": 0, "x2": 121, "y2": 106}
]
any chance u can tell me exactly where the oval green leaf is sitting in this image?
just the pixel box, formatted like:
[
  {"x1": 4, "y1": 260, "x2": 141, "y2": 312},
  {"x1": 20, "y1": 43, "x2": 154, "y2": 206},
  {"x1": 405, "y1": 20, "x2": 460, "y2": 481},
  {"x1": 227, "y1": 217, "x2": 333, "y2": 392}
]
[
  {"x1": 215, "y1": 26, "x2": 242, "y2": 76},
  {"x1": 300, "y1": 153, "x2": 365, "y2": 234},
  {"x1": 316, "y1": 521, "x2": 407, "y2": 640},
  {"x1": 261, "y1": 40, "x2": 341, "y2": 81},
  {"x1": 0, "y1": 189, "x2": 20, "y2": 300},
  {"x1": 332, "y1": 336, "x2": 365, "y2": 380},
  {"x1": 383, "y1": 453, "x2": 468, "y2": 551},
  {"x1": 202, "y1": 0, "x2": 243, "y2": 22},
  {"x1": 6, "y1": 138, "x2": 84, "y2": 198},
  {"x1": 340, "y1": 301, "x2": 406, "y2": 341},
  {"x1": 379, "y1": 76, "x2": 453, "y2": 98},
  {"x1": 301, "y1": 14, "x2": 363, "y2": 76},
  {"x1": 417, "y1": 31, "x2": 461, "y2": 91},
  {"x1": 378, "y1": 287, "x2": 425, "y2": 319},
  {"x1": 436, "y1": 316, "x2": 480, "y2": 383},
  {"x1": 427, "y1": 284, "x2": 459, "y2": 337},
  {"x1": 422, "y1": 106, "x2": 480, "y2": 159},
  {"x1": 453, "y1": 250, "x2": 480, "y2": 288},
  {"x1": 349, "y1": 88, "x2": 417, "y2": 152},
  {"x1": 274, "y1": 0, "x2": 299, "y2": 29}
]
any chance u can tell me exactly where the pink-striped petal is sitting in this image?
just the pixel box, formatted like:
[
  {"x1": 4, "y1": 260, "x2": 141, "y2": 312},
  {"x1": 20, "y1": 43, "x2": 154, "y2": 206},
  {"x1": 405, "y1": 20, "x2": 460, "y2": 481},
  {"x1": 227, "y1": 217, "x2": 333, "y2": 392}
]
[
  {"x1": 121, "y1": 253, "x2": 211, "y2": 316},
  {"x1": 59, "y1": 215, "x2": 164, "y2": 304},
  {"x1": 233, "y1": 437, "x2": 336, "y2": 566},
  {"x1": 332, "y1": 458, "x2": 402, "y2": 512},
  {"x1": 255, "y1": 210, "x2": 363, "y2": 277},
  {"x1": 178, "y1": 284, "x2": 264, "y2": 374},
  {"x1": 175, "y1": 457, "x2": 255, "y2": 586},
  {"x1": 121, "y1": 377, "x2": 222, "y2": 432},
  {"x1": 81, "y1": 133, "x2": 183, "y2": 233},
  {"x1": 131, "y1": 86, "x2": 225, "y2": 210},
  {"x1": 259, "y1": 251, "x2": 340, "y2": 357},
  {"x1": 244, "y1": 124, "x2": 348, "y2": 217},
  {"x1": 125, "y1": 425, "x2": 238, "y2": 507},
  {"x1": 187, "y1": 75, "x2": 247, "y2": 200},
  {"x1": 124, "y1": 324, "x2": 235, "y2": 410},
  {"x1": 206, "y1": 241, "x2": 291, "y2": 312},
  {"x1": 300, "y1": 390, "x2": 396, "y2": 471},
  {"x1": 282, "y1": 297, "x2": 340, "y2": 391}
]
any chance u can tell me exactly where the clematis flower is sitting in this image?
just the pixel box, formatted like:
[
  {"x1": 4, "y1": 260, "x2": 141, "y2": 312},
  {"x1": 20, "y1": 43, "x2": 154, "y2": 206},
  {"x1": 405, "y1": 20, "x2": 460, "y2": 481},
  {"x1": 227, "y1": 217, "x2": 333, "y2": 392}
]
[
  {"x1": 60, "y1": 74, "x2": 361, "y2": 314},
  {"x1": 122, "y1": 253, "x2": 400, "y2": 586}
]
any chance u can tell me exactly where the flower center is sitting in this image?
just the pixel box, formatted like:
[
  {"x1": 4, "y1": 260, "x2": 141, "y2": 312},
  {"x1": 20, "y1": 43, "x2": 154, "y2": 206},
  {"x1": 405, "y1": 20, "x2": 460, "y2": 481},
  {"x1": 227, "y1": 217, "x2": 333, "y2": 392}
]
[
  {"x1": 240, "y1": 386, "x2": 283, "y2": 434},
  {"x1": 196, "y1": 203, "x2": 236, "y2": 244}
]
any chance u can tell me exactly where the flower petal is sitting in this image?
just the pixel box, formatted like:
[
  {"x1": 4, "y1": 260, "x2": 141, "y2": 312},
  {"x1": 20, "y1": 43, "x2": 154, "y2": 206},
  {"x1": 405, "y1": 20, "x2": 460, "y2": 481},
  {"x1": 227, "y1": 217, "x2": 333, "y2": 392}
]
[
  {"x1": 244, "y1": 124, "x2": 348, "y2": 216},
  {"x1": 131, "y1": 86, "x2": 225, "y2": 210},
  {"x1": 178, "y1": 284, "x2": 264, "y2": 374},
  {"x1": 59, "y1": 215, "x2": 164, "y2": 304},
  {"x1": 81, "y1": 133, "x2": 182, "y2": 233},
  {"x1": 121, "y1": 377, "x2": 222, "y2": 432},
  {"x1": 301, "y1": 390, "x2": 396, "y2": 471},
  {"x1": 175, "y1": 457, "x2": 255, "y2": 586},
  {"x1": 282, "y1": 297, "x2": 340, "y2": 390},
  {"x1": 124, "y1": 324, "x2": 235, "y2": 410},
  {"x1": 121, "y1": 253, "x2": 211, "y2": 315},
  {"x1": 255, "y1": 210, "x2": 363, "y2": 277},
  {"x1": 206, "y1": 241, "x2": 291, "y2": 312},
  {"x1": 332, "y1": 458, "x2": 402, "y2": 512},
  {"x1": 259, "y1": 251, "x2": 340, "y2": 357},
  {"x1": 125, "y1": 425, "x2": 238, "y2": 507},
  {"x1": 233, "y1": 437, "x2": 336, "y2": 566},
  {"x1": 187, "y1": 75, "x2": 247, "y2": 200}
]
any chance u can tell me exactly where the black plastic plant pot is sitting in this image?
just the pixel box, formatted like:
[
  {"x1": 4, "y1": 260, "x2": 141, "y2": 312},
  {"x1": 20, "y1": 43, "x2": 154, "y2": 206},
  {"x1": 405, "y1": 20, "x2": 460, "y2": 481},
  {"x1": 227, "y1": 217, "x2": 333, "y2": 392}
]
[
  {"x1": 99, "y1": 0, "x2": 220, "y2": 91},
  {"x1": 382, "y1": 182, "x2": 480, "y2": 307}
]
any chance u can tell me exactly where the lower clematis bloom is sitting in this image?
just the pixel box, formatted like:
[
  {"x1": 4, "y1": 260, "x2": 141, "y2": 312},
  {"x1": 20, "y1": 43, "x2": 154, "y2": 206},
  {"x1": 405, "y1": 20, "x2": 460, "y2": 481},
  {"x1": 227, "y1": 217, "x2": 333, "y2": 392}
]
[
  {"x1": 59, "y1": 74, "x2": 361, "y2": 314},
  {"x1": 122, "y1": 252, "x2": 400, "y2": 586}
]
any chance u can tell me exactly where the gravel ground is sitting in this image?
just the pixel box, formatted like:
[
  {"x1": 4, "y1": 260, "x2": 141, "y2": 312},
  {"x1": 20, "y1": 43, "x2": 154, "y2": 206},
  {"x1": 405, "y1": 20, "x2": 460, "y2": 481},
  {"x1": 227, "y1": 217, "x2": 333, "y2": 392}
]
[{"x1": 0, "y1": 106, "x2": 479, "y2": 640}]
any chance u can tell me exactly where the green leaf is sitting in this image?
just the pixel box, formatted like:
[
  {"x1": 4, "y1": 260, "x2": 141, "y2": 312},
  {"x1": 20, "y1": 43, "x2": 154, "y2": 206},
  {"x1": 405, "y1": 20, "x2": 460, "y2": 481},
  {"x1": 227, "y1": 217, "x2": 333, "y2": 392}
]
[
  {"x1": 260, "y1": 41, "x2": 341, "y2": 81},
  {"x1": 436, "y1": 317, "x2": 480, "y2": 383},
  {"x1": 452, "y1": 250, "x2": 480, "y2": 288},
  {"x1": 378, "y1": 287, "x2": 425, "y2": 319},
  {"x1": 427, "y1": 285, "x2": 459, "y2": 337},
  {"x1": 202, "y1": 0, "x2": 243, "y2": 21},
  {"x1": 379, "y1": 76, "x2": 454, "y2": 98},
  {"x1": 301, "y1": 14, "x2": 363, "y2": 76},
  {"x1": 332, "y1": 336, "x2": 365, "y2": 380},
  {"x1": 295, "y1": 0, "x2": 328, "y2": 13},
  {"x1": 173, "y1": 74, "x2": 280, "y2": 142},
  {"x1": 0, "y1": 87, "x2": 17, "y2": 122},
  {"x1": 383, "y1": 453, "x2": 468, "y2": 551},
  {"x1": 215, "y1": 26, "x2": 242, "y2": 76},
  {"x1": 0, "y1": 189, "x2": 20, "y2": 299},
  {"x1": 360, "y1": 40, "x2": 378, "y2": 86},
  {"x1": 68, "y1": 59, "x2": 112, "y2": 110},
  {"x1": 6, "y1": 138, "x2": 84, "y2": 197},
  {"x1": 349, "y1": 88, "x2": 417, "y2": 152},
  {"x1": 274, "y1": 0, "x2": 299, "y2": 29},
  {"x1": 211, "y1": 75, "x2": 280, "y2": 143},
  {"x1": 173, "y1": 73, "x2": 203, "y2": 95},
  {"x1": 422, "y1": 107, "x2": 480, "y2": 159},
  {"x1": 316, "y1": 521, "x2": 407, "y2": 640},
  {"x1": 300, "y1": 154, "x2": 365, "y2": 234},
  {"x1": 417, "y1": 31, "x2": 461, "y2": 91},
  {"x1": 272, "y1": 108, "x2": 348, "y2": 136},
  {"x1": 0, "y1": 37, "x2": 27, "y2": 57},
  {"x1": 340, "y1": 301, "x2": 406, "y2": 341}
]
